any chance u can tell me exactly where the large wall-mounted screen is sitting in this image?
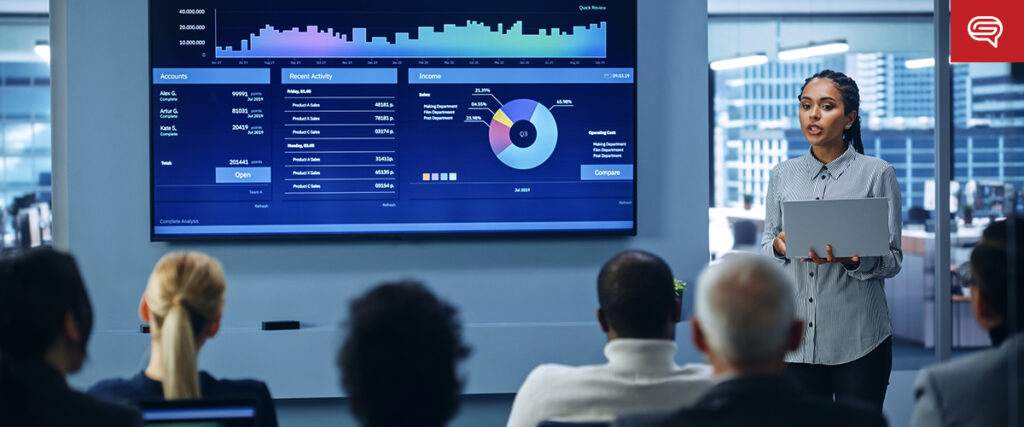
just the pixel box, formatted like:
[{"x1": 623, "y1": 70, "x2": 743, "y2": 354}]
[{"x1": 150, "y1": 0, "x2": 636, "y2": 239}]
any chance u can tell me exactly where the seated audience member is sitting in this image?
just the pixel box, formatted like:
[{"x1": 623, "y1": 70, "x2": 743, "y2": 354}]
[
  {"x1": 0, "y1": 248, "x2": 142, "y2": 427},
  {"x1": 614, "y1": 253, "x2": 887, "y2": 427},
  {"x1": 89, "y1": 252, "x2": 278, "y2": 427},
  {"x1": 911, "y1": 217, "x2": 1024, "y2": 427},
  {"x1": 339, "y1": 281, "x2": 470, "y2": 427},
  {"x1": 506, "y1": 250, "x2": 714, "y2": 427}
]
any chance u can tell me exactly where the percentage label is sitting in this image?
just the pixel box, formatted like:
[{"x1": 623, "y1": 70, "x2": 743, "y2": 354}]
[
  {"x1": 466, "y1": 116, "x2": 483, "y2": 121},
  {"x1": 474, "y1": 87, "x2": 491, "y2": 94},
  {"x1": 471, "y1": 101, "x2": 488, "y2": 107},
  {"x1": 556, "y1": 99, "x2": 573, "y2": 105}
]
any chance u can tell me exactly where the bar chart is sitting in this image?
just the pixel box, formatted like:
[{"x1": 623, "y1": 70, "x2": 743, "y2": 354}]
[{"x1": 215, "y1": 20, "x2": 607, "y2": 59}]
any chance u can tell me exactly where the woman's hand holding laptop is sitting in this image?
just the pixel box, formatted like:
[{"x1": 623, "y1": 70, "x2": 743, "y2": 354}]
[{"x1": 802, "y1": 244, "x2": 860, "y2": 269}]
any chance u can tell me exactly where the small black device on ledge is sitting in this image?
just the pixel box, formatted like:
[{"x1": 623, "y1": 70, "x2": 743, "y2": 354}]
[
  {"x1": 262, "y1": 320, "x2": 300, "y2": 331},
  {"x1": 140, "y1": 324, "x2": 150, "y2": 334}
]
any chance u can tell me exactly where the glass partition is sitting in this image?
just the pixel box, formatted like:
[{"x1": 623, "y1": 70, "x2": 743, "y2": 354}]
[{"x1": 708, "y1": 13, "x2": 937, "y2": 368}]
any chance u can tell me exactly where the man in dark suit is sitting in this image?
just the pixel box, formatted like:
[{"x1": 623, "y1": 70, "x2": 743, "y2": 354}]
[
  {"x1": 0, "y1": 248, "x2": 142, "y2": 427},
  {"x1": 614, "y1": 253, "x2": 887, "y2": 427},
  {"x1": 911, "y1": 217, "x2": 1024, "y2": 427}
]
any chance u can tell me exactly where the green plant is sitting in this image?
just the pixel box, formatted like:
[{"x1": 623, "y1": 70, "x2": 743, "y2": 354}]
[{"x1": 674, "y1": 278, "x2": 687, "y2": 297}]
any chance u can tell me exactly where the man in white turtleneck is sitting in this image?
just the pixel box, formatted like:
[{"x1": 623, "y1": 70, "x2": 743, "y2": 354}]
[{"x1": 506, "y1": 250, "x2": 713, "y2": 427}]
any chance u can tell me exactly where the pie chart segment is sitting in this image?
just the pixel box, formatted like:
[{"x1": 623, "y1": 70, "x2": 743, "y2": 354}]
[
  {"x1": 492, "y1": 109, "x2": 514, "y2": 127},
  {"x1": 489, "y1": 117, "x2": 513, "y2": 153},
  {"x1": 488, "y1": 99, "x2": 558, "y2": 170}
]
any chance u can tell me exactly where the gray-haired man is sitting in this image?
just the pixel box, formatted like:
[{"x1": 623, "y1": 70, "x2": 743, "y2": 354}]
[{"x1": 615, "y1": 254, "x2": 887, "y2": 427}]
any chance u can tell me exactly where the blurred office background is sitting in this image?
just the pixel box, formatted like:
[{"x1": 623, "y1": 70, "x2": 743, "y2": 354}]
[
  {"x1": 0, "y1": 0, "x2": 51, "y2": 251},
  {"x1": 706, "y1": 0, "x2": 1021, "y2": 371}
]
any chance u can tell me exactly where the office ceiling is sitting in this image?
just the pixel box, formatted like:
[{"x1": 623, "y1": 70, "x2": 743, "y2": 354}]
[
  {"x1": 0, "y1": 0, "x2": 47, "y2": 14},
  {"x1": 709, "y1": 0, "x2": 933, "y2": 14},
  {"x1": 0, "y1": 22, "x2": 47, "y2": 63},
  {"x1": 0, "y1": 0, "x2": 48, "y2": 63}
]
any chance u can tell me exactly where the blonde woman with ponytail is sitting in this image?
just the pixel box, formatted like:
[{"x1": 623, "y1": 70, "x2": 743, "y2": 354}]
[{"x1": 89, "y1": 252, "x2": 278, "y2": 427}]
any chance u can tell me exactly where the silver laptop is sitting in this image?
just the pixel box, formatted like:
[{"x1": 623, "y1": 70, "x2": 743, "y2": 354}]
[{"x1": 783, "y1": 198, "x2": 890, "y2": 258}]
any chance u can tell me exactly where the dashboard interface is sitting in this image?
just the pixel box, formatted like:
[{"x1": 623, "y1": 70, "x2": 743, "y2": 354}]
[{"x1": 150, "y1": 1, "x2": 636, "y2": 238}]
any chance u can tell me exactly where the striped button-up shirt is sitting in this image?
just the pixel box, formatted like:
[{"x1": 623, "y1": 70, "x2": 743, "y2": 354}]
[{"x1": 760, "y1": 144, "x2": 902, "y2": 365}]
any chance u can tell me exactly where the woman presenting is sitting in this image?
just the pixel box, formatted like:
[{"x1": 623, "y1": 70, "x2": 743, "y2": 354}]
[{"x1": 761, "y1": 70, "x2": 902, "y2": 408}]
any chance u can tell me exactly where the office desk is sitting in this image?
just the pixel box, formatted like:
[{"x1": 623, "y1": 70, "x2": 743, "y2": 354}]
[{"x1": 888, "y1": 226, "x2": 990, "y2": 348}]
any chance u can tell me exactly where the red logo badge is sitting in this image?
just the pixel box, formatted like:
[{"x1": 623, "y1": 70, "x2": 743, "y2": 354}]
[{"x1": 951, "y1": 0, "x2": 1024, "y2": 62}]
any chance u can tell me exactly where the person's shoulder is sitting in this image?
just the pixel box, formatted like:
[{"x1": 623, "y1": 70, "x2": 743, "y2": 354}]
[
  {"x1": 523, "y1": 363, "x2": 592, "y2": 383},
  {"x1": 676, "y1": 363, "x2": 713, "y2": 379},
  {"x1": 854, "y1": 152, "x2": 895, "y2": 172},
  {"x1": 61, "y1": 388, "x2": 144, "y2": 427},
  {"x1": 916, "y1": 343, "x2": 1008, "y2": 395},
  {"x1": 929, "y1": 342, "x2": 1010, "y2": 376},
  {"x1": 199, "y1": 371, "x2": 273, "y2": 399},
  {"x1": 515, "y1": 362, "x2": 604, "y2": 397},
  {"x1": 88, "y1": 375, "x2": 141, "y2": 400}
]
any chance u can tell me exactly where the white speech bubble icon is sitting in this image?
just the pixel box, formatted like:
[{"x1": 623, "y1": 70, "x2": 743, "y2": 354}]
[{"x1": 968, "y1": 16, "x2": 1003, "y2": 48}]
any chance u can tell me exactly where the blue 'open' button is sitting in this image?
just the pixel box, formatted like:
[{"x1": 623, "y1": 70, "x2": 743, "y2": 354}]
[{"x1": 215, "y1": 167, "x2": 271, "y2": 183}]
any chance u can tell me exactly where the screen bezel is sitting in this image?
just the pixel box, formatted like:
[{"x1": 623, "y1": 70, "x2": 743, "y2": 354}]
[{"x1": 148, "y1": 0, "x2": 638, "y2": 241}]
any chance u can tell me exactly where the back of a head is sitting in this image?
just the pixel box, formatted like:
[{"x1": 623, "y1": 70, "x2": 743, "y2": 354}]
[
  {"x1": 145, "y1": 251, "x2": 226, "y2": 400},
  {"x1": 597, "y1": 250, "x2": 676, "y2": 338},
  {"x1": 339, "y1": 281, "x2": 469, "y2": 427},
  {"x1": 971, "y1": 216, "x2": 1024, "y2": 331},
  {"x1": 0, "y1": 248, "x2": 93, "y2": 366},
  {"x1": 695, "y1": 253, "x2": 796, "y2": 366}
]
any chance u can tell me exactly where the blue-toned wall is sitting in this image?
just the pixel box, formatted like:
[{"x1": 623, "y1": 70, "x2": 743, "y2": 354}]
[{"x1": 50, "y1": 0, "x2": 710, "y2": 422}]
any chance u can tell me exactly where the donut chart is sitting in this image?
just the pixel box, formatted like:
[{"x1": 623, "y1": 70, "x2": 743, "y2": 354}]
[{"x1": 488, "y1": 99, "x2": 558, "y2": 170}]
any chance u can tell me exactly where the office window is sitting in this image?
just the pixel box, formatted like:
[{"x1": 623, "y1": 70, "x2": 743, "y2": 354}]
[
  {"x1": 708, "y1": 11, "x2": 945, "y2": 368},
  {"x1": 946, "y1": 64, "x2": 1023, "y2": 356},
  {"x1": 0, "y1": 60, "x2": 52, "y2": 249}
]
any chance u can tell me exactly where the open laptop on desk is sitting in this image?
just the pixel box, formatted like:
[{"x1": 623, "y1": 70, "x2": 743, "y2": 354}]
[
  {"x1": 783, "y1": 198, "x2": 890, "y2": 258},
  {"x1": 140, "y1": 399, "x2": 256, "y2": 426}
]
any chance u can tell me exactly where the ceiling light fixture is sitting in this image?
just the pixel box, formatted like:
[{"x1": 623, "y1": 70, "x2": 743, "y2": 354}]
[
  {"x1": 710, "y1": 54, "x2": 768, "y2": 71},
  {"x1": 778, "y1": 41, "x2": 849, "y2": 61},
  {"x1": 34, "y1": 40, "x2": 50, "y2": 62},
  {"x1": 904, "y1": 58, "x2": 935, "y2": 69}
]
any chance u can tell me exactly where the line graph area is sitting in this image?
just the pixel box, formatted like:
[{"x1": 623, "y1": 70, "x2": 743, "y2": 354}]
[{"x1": 215, "y1": 19, "x2": 607, "y2": 59}]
